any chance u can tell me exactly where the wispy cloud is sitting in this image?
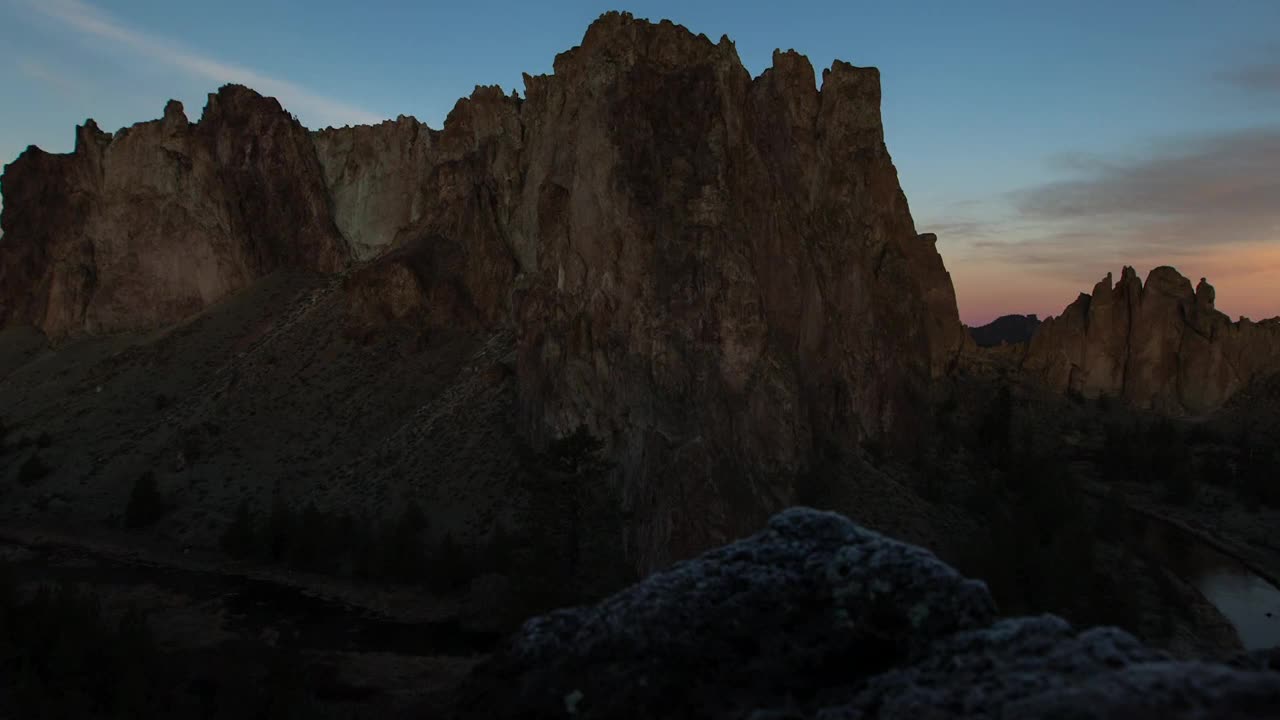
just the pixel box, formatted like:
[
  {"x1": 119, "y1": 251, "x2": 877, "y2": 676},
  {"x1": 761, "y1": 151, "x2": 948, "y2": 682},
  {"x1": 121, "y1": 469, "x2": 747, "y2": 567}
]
[
  {"x1": 25, "y1": 0, "x2": 382, "y2": 128},
  {"x1": 940, "y1": 127, "x2": 1280, "y2": 322},
  {"x1": 1222, "y1": 63, "x2": 1280, "y2": 94},
  {"x1": 919, "y1": 220, "x2": 997, "y2": 240},
  {"x1": 17, "y1": 58, "x2": 80, "y2": 98},
  {"x1": 1013, "y1": 127, "x2": 1280, "y2": 251}
]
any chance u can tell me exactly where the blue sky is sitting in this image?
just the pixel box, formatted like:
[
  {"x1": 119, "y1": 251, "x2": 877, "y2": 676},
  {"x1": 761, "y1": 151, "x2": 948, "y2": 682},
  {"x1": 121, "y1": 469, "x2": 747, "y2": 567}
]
[{"x1": 2, "y1": 0, "x2": 1278, "y2": 323}]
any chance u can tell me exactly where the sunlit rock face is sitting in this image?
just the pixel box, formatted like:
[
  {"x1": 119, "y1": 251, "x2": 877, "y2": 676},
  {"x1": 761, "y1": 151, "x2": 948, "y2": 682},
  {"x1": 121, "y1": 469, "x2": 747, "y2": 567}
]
[
  {"x1": 0, "y1": 12, "x2": 969, "y2": 572},
  {"x1": 0, "y1": 88, "x2": 347, "y2": 338},
  {"x1": 455, "y1": 508, "x2": 1280, "y2": 719},
  {"x1": 312, "y1": 115, "x2": 437, "y2": 261},
  {"x1": 1024, "y1": 266, "x2": 1280, "y2": 414}
]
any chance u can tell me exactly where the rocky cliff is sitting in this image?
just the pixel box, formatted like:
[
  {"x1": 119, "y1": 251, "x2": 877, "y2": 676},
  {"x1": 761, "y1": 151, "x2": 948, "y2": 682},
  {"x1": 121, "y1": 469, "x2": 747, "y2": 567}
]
[
  {"x1": 0, "y1": 87, "x2": 347, "y2": 338},
  {"x1": 0, "y1": 12, "x2": 967, "y2": 571},
  {"x1": 1024, "y1": 266, "x2": 1280, "y2": 413}
]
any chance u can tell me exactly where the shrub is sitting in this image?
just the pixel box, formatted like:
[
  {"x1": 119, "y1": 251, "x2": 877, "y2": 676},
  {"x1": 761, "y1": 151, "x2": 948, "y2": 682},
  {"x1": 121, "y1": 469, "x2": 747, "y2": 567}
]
[
  {"x1": 1161, "y1": 462, "x2": 1198, "y2": 505},
  {"x1": 265, "y1": 494, "x2": 297, "y2": 562},
  {"x1": 181, "y1": 430, "x2": 203, "y2": 464},
  {"x1": 429, "y1": 532, "x2": 472, "y2": 593},
  {"x1": 481, "y1": 522, "x2": 517, "y2": 575},
  {"x1": 958, "y1": 446, "x2": 1096, "y2": 619},
  {"x1": 379, "y1": 503, "x2": 429, "y2": 583},
  {"x1": 287, "y1": 502, "x2": 345, "y2": 574},
  {"x1": 18, "y1": 453, "x2": 50, "y2": 486},
  {"x1": 220, "y1": 499, "x2": 258, "y2": 559},
  {"x1": 975, "y1": 385, "x2": 1014, "y2": 469},
  {"x1": 124, "y1": 472, "x2": 168, "y2": 528}
]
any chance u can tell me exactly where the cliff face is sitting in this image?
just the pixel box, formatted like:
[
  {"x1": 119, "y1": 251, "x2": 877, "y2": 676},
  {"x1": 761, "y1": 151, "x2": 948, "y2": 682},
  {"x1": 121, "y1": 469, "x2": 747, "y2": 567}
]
[
  {"x1": 313, "y1": 116, "x2": 438, "y2": 261},
  {"x1": 0, "y1": 12, "x2": 967, "y2": 571},
  {"x1": 1024, "y1": 266, "x2": 1280, "y2": 413},
  {"x1": 0, "y1": 87, "x2": 347, "y2": 338},
  {"x1": 504, "y1": 19, "x2": 960, "y2": 565}
]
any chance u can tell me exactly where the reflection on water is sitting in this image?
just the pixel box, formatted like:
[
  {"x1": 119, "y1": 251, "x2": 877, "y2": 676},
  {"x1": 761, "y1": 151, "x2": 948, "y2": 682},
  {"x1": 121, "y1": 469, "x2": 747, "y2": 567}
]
[
  {"x1": 1129, "y1": 511, "x2": 1280, "y2": 650},
  {"x1": 1197, "y1": 573, "x2": 1280, "y2": 651}
]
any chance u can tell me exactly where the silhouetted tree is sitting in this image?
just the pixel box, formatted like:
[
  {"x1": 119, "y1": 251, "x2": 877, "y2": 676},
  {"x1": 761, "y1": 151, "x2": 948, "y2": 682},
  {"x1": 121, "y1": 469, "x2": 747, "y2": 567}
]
[
  {"x1": 975, "y1": 385, "x2": 1014, "y2": 469},
  {"x1": 18, "y1": 453, "x2": 50, "y2": 486},
  {"x1": 220, "y1": 499, "x2": 258, "y2": 559},
  {"x1": 124, "y1": 472, "x2": 168, "y2": 528},
  {"x1": 266, "y1": 492, "x2": 296, "y2": 562}
]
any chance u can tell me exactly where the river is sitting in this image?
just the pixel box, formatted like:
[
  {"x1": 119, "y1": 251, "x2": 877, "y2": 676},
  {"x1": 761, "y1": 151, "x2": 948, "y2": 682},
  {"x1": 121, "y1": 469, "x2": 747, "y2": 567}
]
[{"x1": 1126, "y1": 510, "x2": 1280, "y2": 650}]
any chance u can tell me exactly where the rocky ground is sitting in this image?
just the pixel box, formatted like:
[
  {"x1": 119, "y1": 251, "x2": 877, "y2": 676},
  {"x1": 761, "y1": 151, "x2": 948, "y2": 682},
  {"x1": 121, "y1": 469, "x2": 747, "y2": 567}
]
[
  {"x1": 0, "y1": 270, "x2": 523, "y2": 552},
  {"x1": 455, "y1": 509, "x2": 1280, "y2": 719}
]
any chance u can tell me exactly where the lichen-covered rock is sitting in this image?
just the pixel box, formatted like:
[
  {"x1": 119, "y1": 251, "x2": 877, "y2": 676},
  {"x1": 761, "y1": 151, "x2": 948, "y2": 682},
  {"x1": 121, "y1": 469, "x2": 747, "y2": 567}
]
[
  {"x1": 1023, "y1": 266, "x2": 1280, "y2": 413},
  {"x1": 455, "y1": 508, "x2": 1280, "y2": 720},
  {"x1": 455, "y1": 508, "x2": 995, "y2": 719}
]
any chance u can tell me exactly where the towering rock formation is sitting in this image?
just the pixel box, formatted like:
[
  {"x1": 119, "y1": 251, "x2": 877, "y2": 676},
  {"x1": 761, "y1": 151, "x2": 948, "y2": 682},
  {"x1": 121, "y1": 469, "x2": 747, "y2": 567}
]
[
  {"x1": 1024, "y1": 266, "x2": 1280, "y2": 413},
  {"x1": 0, "y1": 12, "x2": 968, "y2": 570},
  {"x1": 0, "y1": 87, "x2": 347, "y2": 338}
]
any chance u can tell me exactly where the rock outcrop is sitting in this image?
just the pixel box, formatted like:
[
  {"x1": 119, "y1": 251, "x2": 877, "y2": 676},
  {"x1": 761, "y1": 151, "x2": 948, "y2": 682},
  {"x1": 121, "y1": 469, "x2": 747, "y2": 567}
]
[
  {"x1": 0, "y1": 87, "x2": 347, "y2": 338},
  {"x1": 455, "y1": 508, "x2": 1280, "y2": 719},
  {"x1": 1024, "y1": 266, "x2": 1280, "y2": 413},
  {"x1": 0, "y1": 12, "x2": 969, "y2": 571},
  {"x1": 970, "y1": 313, "x2": 1041, "y2": 347},
  {"x1": 313, "y1": 115, "x2": 437, "y2": 261}
]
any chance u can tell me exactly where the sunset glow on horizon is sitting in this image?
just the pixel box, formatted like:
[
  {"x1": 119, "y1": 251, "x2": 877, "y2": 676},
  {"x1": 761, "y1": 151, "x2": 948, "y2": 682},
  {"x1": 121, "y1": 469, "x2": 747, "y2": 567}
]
[{"x1": 949, "y1": 240, "x2": 1280, "y2": 327}]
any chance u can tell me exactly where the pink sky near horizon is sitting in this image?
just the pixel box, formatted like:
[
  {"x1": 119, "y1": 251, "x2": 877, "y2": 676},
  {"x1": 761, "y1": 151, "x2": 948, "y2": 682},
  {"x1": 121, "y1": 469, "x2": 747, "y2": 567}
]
[{"x1": 951, "y1": 241, "x2": 1280, "y2": 327}]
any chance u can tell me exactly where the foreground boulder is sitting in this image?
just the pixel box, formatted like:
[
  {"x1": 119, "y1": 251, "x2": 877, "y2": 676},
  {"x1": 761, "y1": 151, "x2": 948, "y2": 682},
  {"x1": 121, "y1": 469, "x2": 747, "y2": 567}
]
[{"x1": 455, "y1": 508, "x2": 1280, "y2": 719}]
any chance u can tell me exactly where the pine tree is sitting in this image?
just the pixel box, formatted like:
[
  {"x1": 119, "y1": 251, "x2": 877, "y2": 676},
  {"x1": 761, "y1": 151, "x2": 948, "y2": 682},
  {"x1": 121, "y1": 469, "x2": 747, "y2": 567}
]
[
  {"x1": 220, "y1": 499, "x2": 258, "y2": 559},
  {"x1": 124, "y1": 472, "x2": 167, "y2": 528}
]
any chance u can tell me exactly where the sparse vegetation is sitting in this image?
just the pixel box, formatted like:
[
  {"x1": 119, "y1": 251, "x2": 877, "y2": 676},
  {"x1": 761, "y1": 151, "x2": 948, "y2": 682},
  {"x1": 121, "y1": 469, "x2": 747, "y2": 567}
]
[
  {"x1": 513, "y1": 424, "x2": 631, "y2": 617},
  {"x1": 212, "y1": 425, "x2": 626, "y2": 623},
  {"x1": 1098, "y1": 417, "x2": 1280, "y2": 507},
  {"x1": 0, "y1": 561, "x2": 335, "y2": 719},
  {"x1": 124, "y1": 472, "x2": 169, "y2": 528},
  {"x1": 219, "y1": 496, "x2": 512, "y2": 592},
  {"x1": 958, "y1": 438, "x2": 1097, "y2": 617},
  {"x1": 0, "y1": 577, "x2": 166, "y2": 719},
  {"x1": 18, "y1": 453, "x2": 51, "y2": 486},
  {"x1": 220, "y1": 499, "x2": 258, "y2": 558}
]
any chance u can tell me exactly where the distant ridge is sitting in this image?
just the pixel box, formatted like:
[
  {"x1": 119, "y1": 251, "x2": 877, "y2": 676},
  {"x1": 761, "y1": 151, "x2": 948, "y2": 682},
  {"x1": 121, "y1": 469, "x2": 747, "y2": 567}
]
[{"x1": 969, "y1": 314, "x2": 1040, "y2": 347}]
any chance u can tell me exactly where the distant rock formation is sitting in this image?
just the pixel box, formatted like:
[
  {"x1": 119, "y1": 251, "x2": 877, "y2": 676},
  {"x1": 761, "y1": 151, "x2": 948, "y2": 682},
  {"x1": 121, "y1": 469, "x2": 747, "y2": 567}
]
[
  {"x1": 0, "y1": 12, "x2": 967, "y2": 572},
  {"x1": 1024, "y1": 266, "x2": 1280, "y2": 413},
  {"x1": 456, "y1": 508, "x2": 1280, "y2": 719},
  {"x1": 970, "y1": 313, "x2": 1041, "y2": 347}
]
